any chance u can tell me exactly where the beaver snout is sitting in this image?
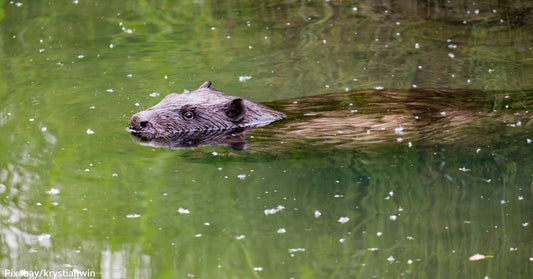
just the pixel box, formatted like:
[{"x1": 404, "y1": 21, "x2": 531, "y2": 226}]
[
  {"x1": 129, "y1": 114, "x2": 151, "y2": 131},
  {"x1": 128, "y1": 112, "x2": 158, "y2": 140}
]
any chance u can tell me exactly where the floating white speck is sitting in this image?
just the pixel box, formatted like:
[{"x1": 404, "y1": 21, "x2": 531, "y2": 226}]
[
  {"x1": 339, "y1": 238, "x2": 346, "y2": 243},
  {"x1": 277, "y1": 228, "x2": 286, "y2": 234},
  {"x1": 253, "y1": 267, "x2": 263, "y2": 271},
  {"x1": 194, "y1": 233, "x2": 202, "y2": 238},
  {"x1": 500, "y1": 200, "x2": 506, "y2": 204},
  {"x1": 374, "y1": 86, "x2": 384, "y2": 90},
  {"x1": 46, "y1": 188, "x2": 60, "y2": 195},
  {"x1": 288, "y1": 248, "x2": 305, "y2": 253},
  {"x1": 210, "y1": 26, "x2": 216, "y2": 31},
  {"x1": 237, "y1": 174, "x2": 246, "y2": 180},
  {"x1": 394, "y1": 126, "x2": 404, "y2": 134},
  {"x1": 526, "y1": 138, "x2": 531, "y2": 144},
  {"x1": 77, "y1": 55, "x2": 85, "y2": 59},
  {"x1": 448, "y1": 53, "x2": 455, "y2": 59},
  {"x1": 414, "y1": 43, "x2": 420, "y2": 49},
  {"x1": 41, "y1": 127, "x2": 47, "y2": 132},
  {"x1": 212, "y1": 152, "x2": 218, "y2": 156},
  {"x1": 459, "y1": 167, "x2": 471, "y2": 172},
  {"x1": 177, "y1": 207, "x2": 190, "y2": 214},
  {"x1": 109, "y1": 44, "x2": 115, "y2": 49},
  {"x1": 389, "y1": 215, "x2": 397, "y2": 221},
  {"x1": 387, "y1": 256, "x2": 395, "y2": 263},
  {"x1": 73, "y1": 0, "x2": 79, "y2": 4},
  {"x1": 377, "y1": 231, "x2": 383, "y2": 236},
  {"x1": 368, "y1": 247, "x2": 379, "y2": 251},
  {"x1": 15, "y1": 2, "x2": 23, "y2": 7},
  {"x1": 86, "y1": 129, "x2": 95, "y2": 135},
  {"x1": 314, "y1": 210, "x2": 322, "y2": 218},
  {"x1": 127, "y1": 74, "x2": 133, "y2": 78},
  {"x1": 126, "y1": 214, "x2": 141, "y2": 218},
  {"x1": 149, "y1": 92, "x2": 160, "y2": 97},
  {"x1": 523, "y1": 222, "x2": 529, "y2": 227},
  {"x1": 469, "y1": 254, "x2": 487, "y2": 261},
  {"x1": 264, "y1": 205, "x2": 285, "y2": 216},
  {"x1": 238, "y1": 76, "x2": 252, "y2": 82},
  {"x1": 338, "y1": 216, "x2": 350, "y2": 224},
  {"x1": 352, "y1": 7, "x2": 358, "y2": 12},
  {"x1": 396, "y1": 137, "x2": 404, "y2": 143},
  {"x1": 106, "y1": 89, "x2": 114, "y2": 93},
  {"x1": 235, "y1": 235, "x2": 245, "y2": 240},
  {"x1": 406, "y1": 236, "x2": 414, "y2": 240}
]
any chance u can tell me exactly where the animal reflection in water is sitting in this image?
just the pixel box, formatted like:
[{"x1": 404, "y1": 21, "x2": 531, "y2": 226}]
[
  {"x1": 129, "y1": 128, "x2": 251, "y2": 150},
  {"x1": 129, "y1": 82, "x2": 531, "y2": 151}
]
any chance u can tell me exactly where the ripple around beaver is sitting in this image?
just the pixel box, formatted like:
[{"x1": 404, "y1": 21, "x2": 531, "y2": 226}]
[{"x1": 130, "y1": 88, "x2": 532, "y2": 152}]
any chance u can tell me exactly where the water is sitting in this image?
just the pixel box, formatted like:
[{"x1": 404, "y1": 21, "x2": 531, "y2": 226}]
[{"x1": 1, "y1": 1, "x2": 532, "y2": 278}]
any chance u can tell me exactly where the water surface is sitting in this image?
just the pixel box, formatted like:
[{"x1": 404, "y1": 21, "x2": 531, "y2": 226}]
[{"x1": 0, "y1": 1, "x2": 532, "y2": 278}]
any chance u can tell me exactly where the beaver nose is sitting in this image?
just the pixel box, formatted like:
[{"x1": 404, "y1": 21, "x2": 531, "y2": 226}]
[{"x1": 129, "y1": 114, "x2": 152, "y2": 131}]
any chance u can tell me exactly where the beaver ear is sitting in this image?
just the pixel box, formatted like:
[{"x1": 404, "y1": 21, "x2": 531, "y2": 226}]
[
  {"x1": 199, "y1": 81, "x2": 212, "y2": 89},
  {"x1": 225, "y1": 98, "x2": 246, "y2": 122}
]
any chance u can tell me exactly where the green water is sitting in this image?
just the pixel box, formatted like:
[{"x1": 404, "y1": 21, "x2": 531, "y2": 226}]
[{"x1": 1, "y1": 1, "x2": 532, "y2": 278}]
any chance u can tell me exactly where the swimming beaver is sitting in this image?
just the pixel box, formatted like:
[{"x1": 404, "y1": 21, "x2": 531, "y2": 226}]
[
  {"x1": 129, "y1": 82, "x2": 531, "y2": 150},
  {"x1": 128, "y1": 81, "x2": 285, "y2": 149}
]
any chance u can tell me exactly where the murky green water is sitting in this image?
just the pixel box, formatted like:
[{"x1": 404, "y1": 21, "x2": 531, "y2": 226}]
[{"x1": 1, "y1": 1, "x2": 532, "y2": 278}]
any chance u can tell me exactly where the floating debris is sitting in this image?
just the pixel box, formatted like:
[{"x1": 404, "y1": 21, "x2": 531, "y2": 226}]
[
  {"x1": 177, "y1": 207, "x2": 190, "y2": 214},
  {"x1": 264, "y1": 205, "x2": 285, "y2": 216},
  {"x1": 314, "y1": 210, "x2": 322, "y2": 218},
  {"x1": 126, "y1": 214, "x2": 141, "y2": 218},
  {"x1": 288, "y1": 248, "x2": 305, "y2": 253},
  {"x1": 46, "y1": 188, "x2": 60, "y2": 195},
  {"x1": 238, "y1": 76, "x2": 252, "y2": 82},
  {"x1": 469, "y1": 253, "x2": 493, "y2": 261},
  {"x1": 337, "y1": 216, "x2": 350, "y2": 224}
]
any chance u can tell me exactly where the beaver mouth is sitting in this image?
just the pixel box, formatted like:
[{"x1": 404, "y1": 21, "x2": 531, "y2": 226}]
[{"x1": 127, "y1": 126, "x2": 157, "y2": 141}]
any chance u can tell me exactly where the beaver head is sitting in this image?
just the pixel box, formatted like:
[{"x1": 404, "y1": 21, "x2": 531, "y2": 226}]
[{"x1": 128, "y1": 81, "x2": 285, "y2": 142}]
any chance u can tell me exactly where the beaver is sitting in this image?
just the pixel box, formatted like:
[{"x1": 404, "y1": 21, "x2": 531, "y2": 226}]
[
  {"x1": 128, "y1": 82, "x2": 531, "y2": 151},
  {"x1": 128, "y1": 81, "x2": 285, "y2": 150}
]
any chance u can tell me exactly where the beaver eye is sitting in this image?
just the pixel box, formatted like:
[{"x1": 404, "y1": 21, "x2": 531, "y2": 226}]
[{"x1": 182, "y1": 110, "x2": 194, "y2": 120}]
